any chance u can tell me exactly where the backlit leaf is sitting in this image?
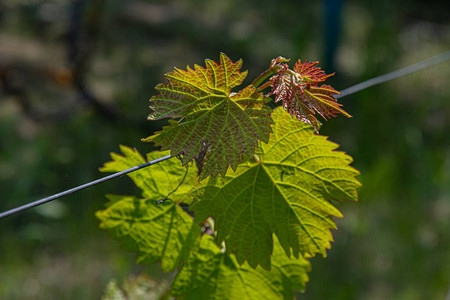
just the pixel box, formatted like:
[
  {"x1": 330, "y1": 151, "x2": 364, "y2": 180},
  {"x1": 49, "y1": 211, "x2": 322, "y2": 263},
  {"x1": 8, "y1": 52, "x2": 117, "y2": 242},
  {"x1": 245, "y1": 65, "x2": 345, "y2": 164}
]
[
  {"x1": 192, "y1": 107, "x2": 361, "y2": 269},
  {"x1": 142, "y1": 53, "x2": 273, "y2": 180},
  {"x1": 170, "y1": 235, "x2": 310, "y2": 299}
]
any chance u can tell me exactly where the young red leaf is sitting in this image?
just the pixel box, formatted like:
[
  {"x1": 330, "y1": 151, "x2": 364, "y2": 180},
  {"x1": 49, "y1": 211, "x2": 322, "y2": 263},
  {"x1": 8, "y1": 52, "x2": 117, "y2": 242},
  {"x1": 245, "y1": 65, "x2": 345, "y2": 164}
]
[{"x1": 269, "y1": 59, "x2": 350, "y2": 133}]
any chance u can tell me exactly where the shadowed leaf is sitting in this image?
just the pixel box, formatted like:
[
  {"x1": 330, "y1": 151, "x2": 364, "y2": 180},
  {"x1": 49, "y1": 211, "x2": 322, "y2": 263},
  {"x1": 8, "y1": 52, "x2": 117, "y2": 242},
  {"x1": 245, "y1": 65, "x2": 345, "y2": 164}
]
[
  {"x1": 97, "y1": 147, "x2": 201, "y2": 271},
  {"x1": 96, "y1": 195, "x2": 200, "y2": 272}
]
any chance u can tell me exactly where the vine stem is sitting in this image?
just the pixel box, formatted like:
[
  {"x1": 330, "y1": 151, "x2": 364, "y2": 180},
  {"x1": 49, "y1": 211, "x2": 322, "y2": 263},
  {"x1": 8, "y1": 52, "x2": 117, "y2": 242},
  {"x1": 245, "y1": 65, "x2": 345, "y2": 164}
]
[
  {"x1": 252, "y1": 68, "x2": 277, "y2": 90},
  {"x1": 251, "y1": 62, "x2": 286, "y2": 90},
  {"x1": 1, "y1": 50, "x2": 449, "y2": 220},
  {"x1": 252, "y1": 56, "x2": 291, "y2": 90}
]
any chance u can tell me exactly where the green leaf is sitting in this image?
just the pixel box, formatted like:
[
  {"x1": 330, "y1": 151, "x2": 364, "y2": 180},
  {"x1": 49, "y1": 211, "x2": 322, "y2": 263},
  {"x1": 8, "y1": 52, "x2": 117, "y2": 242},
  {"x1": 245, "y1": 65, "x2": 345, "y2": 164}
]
[
  {"x1": 142, "y1": 53, "x2": 273, "y2": 180},
  {"x1": 97, "y1": 146, "x2": 201, "y2": 271},
  {"x1": 192, "y1": 107, "x2": 361, "y2": 269},
  {"x1": 171, "y1": 235, "x2": 310, "y2": 299},
  {"x1": 96, "y1": 195, "x2": 200, "y2": 272},
  {"x1": 100, "y1": 145, "x2": 198, "y2": 204}
]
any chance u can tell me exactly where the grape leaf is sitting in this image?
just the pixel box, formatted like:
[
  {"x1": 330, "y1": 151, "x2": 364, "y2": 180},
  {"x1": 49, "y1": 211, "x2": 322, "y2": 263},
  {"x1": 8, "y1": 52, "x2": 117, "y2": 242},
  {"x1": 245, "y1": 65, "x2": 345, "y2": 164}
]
[
  {"x1": 142, "y1": 53, "x2": 273, "y2": 180},
  {"x1": 170, "y1": 235, "x2": 310, "y2": 299},
  {"x1": 97, "y1": 146, "x2": 201, "y2": 271},
  {"x1": 96, "y1": 195, "x2": 200, "y2": 272},
  {"x1": 100, "y1": 145, "x2": 198, "y2": 204},
  {"x1": 270, "y1": 59, "x2": 350, "y2": 133},
  {"x1": 192, "y1": 107, "x2": 361, "y2": 269}
]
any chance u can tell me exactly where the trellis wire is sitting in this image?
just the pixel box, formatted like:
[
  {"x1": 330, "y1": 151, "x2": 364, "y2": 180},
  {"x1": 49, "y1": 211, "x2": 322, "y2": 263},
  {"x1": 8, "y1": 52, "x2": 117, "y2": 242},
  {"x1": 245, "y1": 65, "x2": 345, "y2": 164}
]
[
  {"x1": 336, "y1": 50, "x2": 450, "y2": 99},
  {"x1": 0, "y1": 50, "x2": 449, "y2": 220},
  {"x1": 0, "y1": 154, "x2": 171, "y2": 219}
]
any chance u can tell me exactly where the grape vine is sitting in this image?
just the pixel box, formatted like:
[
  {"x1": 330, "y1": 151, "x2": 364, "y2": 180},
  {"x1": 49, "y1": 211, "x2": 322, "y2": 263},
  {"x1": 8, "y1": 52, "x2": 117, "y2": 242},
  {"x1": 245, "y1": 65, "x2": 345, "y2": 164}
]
[{"x1": 97, "y1": 53, "x2": 360, "y2": 299}]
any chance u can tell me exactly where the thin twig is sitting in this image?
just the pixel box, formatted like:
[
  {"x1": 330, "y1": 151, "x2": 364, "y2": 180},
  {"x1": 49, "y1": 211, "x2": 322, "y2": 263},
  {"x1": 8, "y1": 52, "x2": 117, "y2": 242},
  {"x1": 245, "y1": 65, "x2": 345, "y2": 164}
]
[{"x1": 155, "y1": 157, "x2": 190, "y2": 204}]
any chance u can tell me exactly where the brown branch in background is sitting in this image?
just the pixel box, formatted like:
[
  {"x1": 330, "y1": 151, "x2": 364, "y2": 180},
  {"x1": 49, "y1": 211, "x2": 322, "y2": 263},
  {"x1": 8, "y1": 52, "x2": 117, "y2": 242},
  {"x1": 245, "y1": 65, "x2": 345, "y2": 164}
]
[
  {"x1": 0, "y1": 60, "x2": 79, "y2": 122},
  {"x1": 0, "y1": 66, "x2": 35, "y2": 119},
  {"x1": 0, "y1": 1, "x2": 119, "y2": 123},
  {"x1": 68, "y1": 0, "x2": 118, "y2": 120}
]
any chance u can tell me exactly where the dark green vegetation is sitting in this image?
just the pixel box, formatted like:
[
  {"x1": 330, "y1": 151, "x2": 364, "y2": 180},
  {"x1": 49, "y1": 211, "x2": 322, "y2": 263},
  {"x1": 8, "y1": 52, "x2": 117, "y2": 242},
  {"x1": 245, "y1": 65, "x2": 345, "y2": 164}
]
[{"x1": 0, "y1": 0, "x2": 449, "y2": 299}]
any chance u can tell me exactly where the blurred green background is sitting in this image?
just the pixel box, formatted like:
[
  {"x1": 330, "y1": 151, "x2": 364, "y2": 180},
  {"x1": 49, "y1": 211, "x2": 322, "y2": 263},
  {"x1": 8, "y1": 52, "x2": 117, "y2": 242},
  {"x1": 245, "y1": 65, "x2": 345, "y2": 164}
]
[{"x1": 0, "y1": 0, "x2": 449, "y2": 299}]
